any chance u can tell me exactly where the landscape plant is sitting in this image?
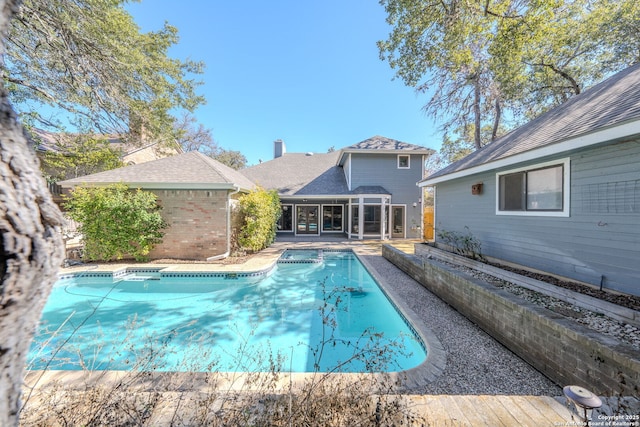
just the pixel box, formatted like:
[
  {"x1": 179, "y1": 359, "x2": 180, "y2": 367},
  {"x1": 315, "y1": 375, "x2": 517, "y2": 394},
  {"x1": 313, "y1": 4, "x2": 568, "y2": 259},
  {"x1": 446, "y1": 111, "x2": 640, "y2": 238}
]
[
  {"x1": 235, "y1": 187, "x2": 281, "y2": 253},
  {"x1": 64, "y1": 183, "x2": 166, "y2": 261},
  {"x1": 436, "y1": 226, "x2": 485, "y2": 261}
]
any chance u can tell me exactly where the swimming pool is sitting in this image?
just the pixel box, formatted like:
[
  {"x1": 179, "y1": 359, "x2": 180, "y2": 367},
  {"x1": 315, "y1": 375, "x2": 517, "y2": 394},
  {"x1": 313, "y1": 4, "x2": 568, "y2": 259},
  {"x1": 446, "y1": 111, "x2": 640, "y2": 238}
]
[{"x1": 28, "y1": 250, "x2": 427, "y2": 373}]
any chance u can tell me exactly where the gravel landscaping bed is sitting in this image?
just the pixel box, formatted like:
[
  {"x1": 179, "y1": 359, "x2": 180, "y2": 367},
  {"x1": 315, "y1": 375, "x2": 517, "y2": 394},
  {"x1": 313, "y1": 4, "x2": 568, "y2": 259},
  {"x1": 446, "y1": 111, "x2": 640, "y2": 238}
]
[
  {"x1": 484, "y1": 261, "x2": 640, "y2": 311},
  {"x1": 429, "y1": 257, "x2": 640, "y2": 350}
]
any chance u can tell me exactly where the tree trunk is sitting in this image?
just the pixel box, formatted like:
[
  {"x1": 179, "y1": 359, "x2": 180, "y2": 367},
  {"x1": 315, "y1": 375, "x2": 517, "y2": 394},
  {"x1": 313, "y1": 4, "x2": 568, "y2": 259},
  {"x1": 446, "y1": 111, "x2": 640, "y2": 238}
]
[
  {"x1": 0, "y1": 1, "x2": 65, "y2": 426},
  {"x1": 491, "y1": 98, "x2": 501, "y2": 142},
  {"x1": 473, "y1": 74, "x2": 482, "y2": 150}
]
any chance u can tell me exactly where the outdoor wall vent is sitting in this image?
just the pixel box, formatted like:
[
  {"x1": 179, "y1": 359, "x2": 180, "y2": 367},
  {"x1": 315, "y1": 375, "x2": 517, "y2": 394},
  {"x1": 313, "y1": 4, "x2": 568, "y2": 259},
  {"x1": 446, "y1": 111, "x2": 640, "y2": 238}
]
[{"x1": 471, "y1": 183, "x2": 483, "y2": 195}]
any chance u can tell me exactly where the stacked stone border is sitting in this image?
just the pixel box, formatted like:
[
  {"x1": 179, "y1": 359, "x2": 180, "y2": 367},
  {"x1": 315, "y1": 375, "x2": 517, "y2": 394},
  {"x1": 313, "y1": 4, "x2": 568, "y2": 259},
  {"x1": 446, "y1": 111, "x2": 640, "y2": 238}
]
[{"x1": 382, "y1": 244, "x2": 639, "y2": 396}]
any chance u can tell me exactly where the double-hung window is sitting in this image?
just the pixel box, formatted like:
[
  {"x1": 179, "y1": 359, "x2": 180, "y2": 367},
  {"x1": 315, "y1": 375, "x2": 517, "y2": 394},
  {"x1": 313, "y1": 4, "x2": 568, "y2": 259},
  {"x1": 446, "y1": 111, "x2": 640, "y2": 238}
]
[{"x1": 496, "y1": 158, "x2": 570, "y2": 217}]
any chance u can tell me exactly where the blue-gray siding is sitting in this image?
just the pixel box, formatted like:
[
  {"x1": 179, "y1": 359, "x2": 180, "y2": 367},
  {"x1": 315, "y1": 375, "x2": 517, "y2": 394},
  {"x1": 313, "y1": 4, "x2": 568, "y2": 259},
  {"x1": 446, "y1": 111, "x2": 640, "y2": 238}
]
[
  {"x1": 433, "y1": 139, "x2": 640, "y2": 296},
  {"x1": 350, "y1": 153, "x2": 424, "y2": 232}
]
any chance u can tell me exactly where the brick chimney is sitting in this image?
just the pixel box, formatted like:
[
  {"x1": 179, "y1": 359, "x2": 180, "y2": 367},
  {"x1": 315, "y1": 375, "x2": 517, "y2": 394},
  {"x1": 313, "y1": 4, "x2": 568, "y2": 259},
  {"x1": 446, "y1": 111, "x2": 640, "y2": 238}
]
[{"x1": 274, "y1": 139, "x2": 286, "y2": 158}]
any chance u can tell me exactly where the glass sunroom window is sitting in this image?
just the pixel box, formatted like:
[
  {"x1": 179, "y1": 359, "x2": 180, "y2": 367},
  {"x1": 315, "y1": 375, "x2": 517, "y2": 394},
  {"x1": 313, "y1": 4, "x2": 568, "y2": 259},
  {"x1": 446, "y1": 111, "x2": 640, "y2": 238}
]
[
  {"x1": 322, "y1": 205, "x2": 343, "y2": 231},
  {"x1": 363, "y1": 205, "x2": 381, "y2": 233}
]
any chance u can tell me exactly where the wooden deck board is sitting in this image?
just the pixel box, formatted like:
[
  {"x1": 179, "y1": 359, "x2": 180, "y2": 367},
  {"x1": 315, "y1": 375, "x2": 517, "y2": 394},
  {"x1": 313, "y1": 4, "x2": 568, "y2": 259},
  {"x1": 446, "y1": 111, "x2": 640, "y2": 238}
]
[
  {"x1": 438, "y1": 395, "x2": 474, "y2": 426},
  {"x1": 405, "y1": 395, "x2": 573, "y2": 426},
  {"x1": 478, "y1": 395, "x2": 521, "y2": 426},
  {"x1": 509, "y1": 396, "x2": 572, "y2": 426},
  {"x1": 457, "y1": 395, "x2": 507, "y2": 426}
]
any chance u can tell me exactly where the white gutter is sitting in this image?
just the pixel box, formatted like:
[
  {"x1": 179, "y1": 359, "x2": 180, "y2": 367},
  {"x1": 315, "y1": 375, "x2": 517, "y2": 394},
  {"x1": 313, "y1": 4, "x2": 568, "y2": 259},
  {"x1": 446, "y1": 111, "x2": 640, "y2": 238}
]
[{"x1": 206, "y1": 185, "x2": 241, "y2": 261}]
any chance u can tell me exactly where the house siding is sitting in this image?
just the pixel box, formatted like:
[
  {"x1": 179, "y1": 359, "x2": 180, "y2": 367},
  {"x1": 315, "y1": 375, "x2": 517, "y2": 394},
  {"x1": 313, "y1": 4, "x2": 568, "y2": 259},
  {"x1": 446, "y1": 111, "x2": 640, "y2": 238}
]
[
  {"x1": 351, "y1": 153, "x2": 424, "y2": 236},
  {"x1": 434, "y1": 139, "x2": 640, "y2": 296},
  {"x1": 149, "y1": 189, "x2": 229, "y2": 260}
]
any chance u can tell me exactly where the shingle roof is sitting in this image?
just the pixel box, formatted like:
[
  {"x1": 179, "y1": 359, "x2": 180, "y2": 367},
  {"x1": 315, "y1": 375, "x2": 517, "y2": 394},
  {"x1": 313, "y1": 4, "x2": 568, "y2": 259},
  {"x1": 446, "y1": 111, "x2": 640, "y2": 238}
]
[
  {"x1": 426, "y1": 63, "x2": 640, "y2": 182},
  {"x1": 241, "y1": 151, "x2": 349, "y2": 196},
  {"x1": 343, "y1": 135, "x2": 432, "y2": 152},
  {"x1": 59, "y1": 151, "x2": 255, "y2": 191},
  {"x1": 350, "y1": 186, "x2": 391, "y2": 195},
  {"x1": 338, "y1": 136, "x2": 433, "y2": 165},
  {"x1": 241, "y1": 136, "x2": 432, "y2": 197}
]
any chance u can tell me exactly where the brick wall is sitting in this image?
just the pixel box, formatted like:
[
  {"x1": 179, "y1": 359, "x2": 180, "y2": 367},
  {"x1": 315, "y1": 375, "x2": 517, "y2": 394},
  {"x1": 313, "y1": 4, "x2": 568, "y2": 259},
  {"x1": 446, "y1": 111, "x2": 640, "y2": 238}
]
[
  {"x1": 382, "y1": 244, "x2": 640, "y2": 396},
  {"x1": 149, "y1": 189, "x2": 230, "y2": 260}
]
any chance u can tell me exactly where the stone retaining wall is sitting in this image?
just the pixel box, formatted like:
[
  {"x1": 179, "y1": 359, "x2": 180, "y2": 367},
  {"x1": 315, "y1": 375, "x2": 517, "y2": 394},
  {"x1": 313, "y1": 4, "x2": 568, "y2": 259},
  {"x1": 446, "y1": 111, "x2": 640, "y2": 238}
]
[{"x1": 382, "y1": 244, "x2": 640, "y2": 396}]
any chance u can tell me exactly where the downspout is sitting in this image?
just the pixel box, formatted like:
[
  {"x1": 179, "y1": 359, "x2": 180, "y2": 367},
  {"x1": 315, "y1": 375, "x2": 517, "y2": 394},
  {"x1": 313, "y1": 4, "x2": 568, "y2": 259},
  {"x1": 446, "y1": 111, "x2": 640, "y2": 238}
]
[{"x1": 206, "y1": 185, "x2": 240, "y2": 261}]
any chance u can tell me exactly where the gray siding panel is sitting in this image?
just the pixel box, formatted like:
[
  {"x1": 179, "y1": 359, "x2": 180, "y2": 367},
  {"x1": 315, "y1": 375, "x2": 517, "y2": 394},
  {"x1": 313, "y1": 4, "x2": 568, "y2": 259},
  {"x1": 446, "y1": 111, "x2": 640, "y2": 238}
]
[
  {"x1": 434, "y1": 139, "x2": 640, "y2": 296},
  {"x1": 351, "y1": 153, "x2": 424, "y2": 233}
]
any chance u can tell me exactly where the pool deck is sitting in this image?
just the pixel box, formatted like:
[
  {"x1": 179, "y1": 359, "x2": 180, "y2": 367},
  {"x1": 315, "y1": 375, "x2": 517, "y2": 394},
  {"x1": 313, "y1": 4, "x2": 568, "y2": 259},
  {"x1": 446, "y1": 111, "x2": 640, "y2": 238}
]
[{"x1": 41, "y1": 238, "x2": 577, "y2": 426}]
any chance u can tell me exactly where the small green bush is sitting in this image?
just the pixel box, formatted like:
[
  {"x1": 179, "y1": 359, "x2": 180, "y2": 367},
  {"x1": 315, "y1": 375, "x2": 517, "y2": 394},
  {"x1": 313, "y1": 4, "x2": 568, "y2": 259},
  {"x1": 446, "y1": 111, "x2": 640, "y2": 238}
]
[
  {"x1": 64, "y1": 183, "x2": 166, "y2": 261},
  {"x1": 236, "y1": 187, "x2": 281, "y2": 253},
  {"x1": 437, "y1": 226, "x2": 485, "y2": 260}
]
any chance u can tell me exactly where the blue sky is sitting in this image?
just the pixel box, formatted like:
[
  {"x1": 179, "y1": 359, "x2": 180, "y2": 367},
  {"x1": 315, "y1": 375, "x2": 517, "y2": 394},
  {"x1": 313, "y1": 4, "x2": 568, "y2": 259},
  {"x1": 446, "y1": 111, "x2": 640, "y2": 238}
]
[{"x1": 127, "y1": 0, "x2": 440, "y2": 166}]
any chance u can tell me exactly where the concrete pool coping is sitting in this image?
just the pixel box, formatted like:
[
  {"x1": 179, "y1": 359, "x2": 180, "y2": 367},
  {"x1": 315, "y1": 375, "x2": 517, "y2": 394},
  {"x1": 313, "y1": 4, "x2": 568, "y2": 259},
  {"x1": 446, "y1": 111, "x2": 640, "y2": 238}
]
[{"x1": 37, "y1": 240, "x2": 445, "y2": 392}]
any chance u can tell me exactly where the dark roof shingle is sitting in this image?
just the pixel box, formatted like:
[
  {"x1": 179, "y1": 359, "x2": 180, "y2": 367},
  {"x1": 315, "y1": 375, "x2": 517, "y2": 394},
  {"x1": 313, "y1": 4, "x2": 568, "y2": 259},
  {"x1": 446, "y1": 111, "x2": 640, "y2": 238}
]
[
  {"x1": 241, "y1": 151, "x2": 349, "y2": 196},
  {"x1": 59, "y1": 151, "x2": 255, "y2": 190}
]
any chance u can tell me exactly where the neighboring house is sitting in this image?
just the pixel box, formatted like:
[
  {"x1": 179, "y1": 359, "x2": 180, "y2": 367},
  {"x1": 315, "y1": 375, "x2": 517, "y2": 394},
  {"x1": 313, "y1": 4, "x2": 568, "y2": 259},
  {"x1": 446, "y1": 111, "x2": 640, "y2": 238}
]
[
  {"x1": 59, "y1": 151, "x2": 255, "y2": 260},
  {"x1": 419, "y1": 64, "x2": 640, "y2": 296},
  {"x1": 242, "y1": 136, "x2": 433, "y2": 240},
  {"x1": 30, "y1": 128, "x2": 180, "y2": 167}
]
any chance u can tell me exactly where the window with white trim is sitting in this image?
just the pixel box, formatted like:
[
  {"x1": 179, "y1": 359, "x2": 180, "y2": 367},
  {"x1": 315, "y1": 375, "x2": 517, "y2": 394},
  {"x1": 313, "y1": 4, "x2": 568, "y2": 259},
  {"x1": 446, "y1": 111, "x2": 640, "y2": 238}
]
[
  {"x1": 496, "y1": 159, "x2": 570, "y2": 216},
  {"x1": 397, "y1": 155, "x2": 410, "y2": 169}
]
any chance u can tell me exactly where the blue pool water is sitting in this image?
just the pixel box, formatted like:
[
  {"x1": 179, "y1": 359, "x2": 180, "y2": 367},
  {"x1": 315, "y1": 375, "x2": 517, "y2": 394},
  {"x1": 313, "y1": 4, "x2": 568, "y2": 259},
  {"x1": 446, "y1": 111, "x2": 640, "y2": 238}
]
[{"x1": 28, "y1": 250, "x2": 426, "y2": 373}]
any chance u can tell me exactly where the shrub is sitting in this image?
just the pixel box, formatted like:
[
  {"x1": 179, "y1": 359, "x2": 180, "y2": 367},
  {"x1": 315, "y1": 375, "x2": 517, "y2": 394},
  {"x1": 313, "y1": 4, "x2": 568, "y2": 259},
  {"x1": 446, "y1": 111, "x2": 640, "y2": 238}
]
[
  {"x1": 436, "y1": 226, "x2": 484, "y2": 260},
  {"x1": 64, "y1": 183, "x2": 166, "y2": 261},
  {"x1": 236, "y1": 187, "x2": 281, "y2": 253}
]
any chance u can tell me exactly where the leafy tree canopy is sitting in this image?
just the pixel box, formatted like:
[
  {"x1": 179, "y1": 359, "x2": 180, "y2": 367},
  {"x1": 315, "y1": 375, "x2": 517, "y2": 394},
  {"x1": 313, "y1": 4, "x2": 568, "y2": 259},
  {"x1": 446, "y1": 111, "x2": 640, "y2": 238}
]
[
  {"x1": 5, "y1": 0, "x2": 205, "y2": 143},
  {"x1": 379, "y1": 0, "x2": 640, "y2": 155},
  {"x1": 214, "y1": 148, "x2": 247, "y2": 170},
  {"x1": 39, "y1": 134, "x2": 124, "y2": 184}
]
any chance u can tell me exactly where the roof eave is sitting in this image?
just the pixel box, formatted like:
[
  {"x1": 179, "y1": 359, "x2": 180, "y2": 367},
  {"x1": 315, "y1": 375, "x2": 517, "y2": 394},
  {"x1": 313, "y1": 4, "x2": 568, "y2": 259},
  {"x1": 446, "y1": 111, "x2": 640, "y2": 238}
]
[
  {"x1": 59, "y1": 181, "x2": 251, "y2": 192},
  {"x1": 419, "y1": 120, "x2": 640, "y2": 187}
]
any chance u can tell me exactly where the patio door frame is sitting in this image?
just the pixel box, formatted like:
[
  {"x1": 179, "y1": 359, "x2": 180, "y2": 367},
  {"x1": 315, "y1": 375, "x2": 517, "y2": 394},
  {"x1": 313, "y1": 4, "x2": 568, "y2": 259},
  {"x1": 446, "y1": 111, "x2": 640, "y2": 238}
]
[
  {"x1": 391, "y1": 205, "x2": 406, "y2": 238},
  {"x1": 295, "y1": 204, "x2": 320, "y2": 235}
]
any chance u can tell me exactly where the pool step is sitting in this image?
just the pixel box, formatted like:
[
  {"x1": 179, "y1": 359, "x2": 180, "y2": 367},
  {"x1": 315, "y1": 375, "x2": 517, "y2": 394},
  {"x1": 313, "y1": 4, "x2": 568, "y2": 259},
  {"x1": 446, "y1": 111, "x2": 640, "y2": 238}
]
[
  {"x1": 114, "y1": 272, "x2": 161, "y2": 282},
  {"x1": 278, "y1": 249, "x2": 324, "y2": 264}
]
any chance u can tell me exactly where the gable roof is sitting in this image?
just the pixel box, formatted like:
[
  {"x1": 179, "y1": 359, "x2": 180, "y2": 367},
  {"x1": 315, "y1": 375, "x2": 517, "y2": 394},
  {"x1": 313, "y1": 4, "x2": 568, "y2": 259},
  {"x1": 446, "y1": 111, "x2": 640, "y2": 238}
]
[
  {"x1": 421, "y1": 63, "x2": 640, "y2": 186},
  {"x1": 59, "y1": 151, "x2": 255, "y2": 191},
  {"x1": 338, "y1": 135, "x2": 433, "y2": 165},
  {"x1": 241, "y1": 151, "x2": 349, "y2": 196}
]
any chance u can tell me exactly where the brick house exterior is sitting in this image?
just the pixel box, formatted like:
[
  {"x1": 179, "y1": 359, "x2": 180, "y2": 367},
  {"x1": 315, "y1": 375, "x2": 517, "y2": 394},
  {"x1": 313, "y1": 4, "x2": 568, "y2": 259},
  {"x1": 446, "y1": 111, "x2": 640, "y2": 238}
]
[
  {"x1": 59, "y1": 151, "x2": 254, "y2": 260},
  {"x1": 148, "y1": 189, "x2": 233, "y2": 260}
]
